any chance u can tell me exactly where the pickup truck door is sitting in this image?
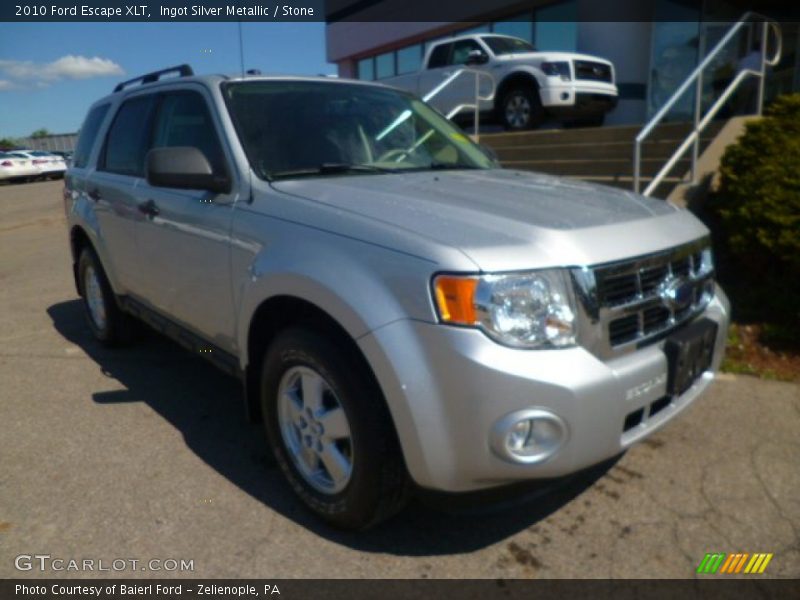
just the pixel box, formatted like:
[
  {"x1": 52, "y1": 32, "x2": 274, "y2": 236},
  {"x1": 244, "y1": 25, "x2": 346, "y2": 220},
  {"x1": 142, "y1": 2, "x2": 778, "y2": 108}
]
[
  {"x1": 417, "y1": 42, "x2": 455, "y2": 113},
  {"x1": 134, "y1": 89, "x2": 239, "y2": 353},
  {"x1": 436, "y1": 39, "x2": 490, "y2": 116}
]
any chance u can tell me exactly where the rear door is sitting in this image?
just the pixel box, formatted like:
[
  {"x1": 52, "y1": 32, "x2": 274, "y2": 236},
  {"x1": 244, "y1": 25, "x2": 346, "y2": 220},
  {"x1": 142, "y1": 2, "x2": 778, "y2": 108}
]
[
  {"x1": 90, "y1": 94, "x2": 157, "y2": 295},
  {"x1": 134, "y1": 88, "x2": 238, "y2": 352}
]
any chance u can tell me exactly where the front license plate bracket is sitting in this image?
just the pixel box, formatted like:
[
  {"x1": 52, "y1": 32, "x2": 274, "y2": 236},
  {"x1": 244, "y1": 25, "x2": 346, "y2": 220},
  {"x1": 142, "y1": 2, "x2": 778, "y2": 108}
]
[{"x1": 664, "y1": 318, "x2": 718, "y2": 396}]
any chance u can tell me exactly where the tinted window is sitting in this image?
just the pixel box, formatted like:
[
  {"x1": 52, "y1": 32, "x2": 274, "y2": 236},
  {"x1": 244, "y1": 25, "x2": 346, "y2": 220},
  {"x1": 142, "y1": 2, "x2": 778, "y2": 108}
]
[
  {"x1": 452, "y1": 39, "x2": 485, "y2": 65},
  {"x1": 73, "y1": 104, "x2": 110, "y2": 169},
  {"x1": 375, "y1": 52, "x2": 395, "y2": 79},
  {"x1": 427, "y1": 43, "x2": 452, "y2": 69},
  {"x1": 397, "y1": 45, "x2": 422, "y2": 74},
  {"x1": 482, "y1": 36, "x2": 535, "y2": 56},
  {"x1": 357, "y1": 58, "x2": 374, "y2": 80},
  {"x1": 102, "y1": 96, "x2": 155, "y2": 176},
  {"x1": 151, "y1": 92, "x2": 226, "y2": 174}
]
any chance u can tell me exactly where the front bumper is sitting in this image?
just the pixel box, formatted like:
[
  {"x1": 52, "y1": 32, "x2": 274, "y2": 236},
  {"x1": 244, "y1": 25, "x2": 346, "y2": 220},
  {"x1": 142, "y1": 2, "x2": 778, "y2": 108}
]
[
  {"x1": 539, "y1": 82, "x2": 618, "y2": 116},
  {"x1": 358, "y1": 286, "x2": 729, "y2": 493}
]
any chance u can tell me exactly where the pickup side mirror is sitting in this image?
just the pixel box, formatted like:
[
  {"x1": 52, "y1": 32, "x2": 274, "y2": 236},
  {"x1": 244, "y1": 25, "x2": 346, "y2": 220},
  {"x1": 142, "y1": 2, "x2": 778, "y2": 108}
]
[
  {"x1": 465, "y1": 50, "x2": 489, "y2": 66},
  {"x1": 146, "y1": 146, "x2": 231, "y2": 194}
]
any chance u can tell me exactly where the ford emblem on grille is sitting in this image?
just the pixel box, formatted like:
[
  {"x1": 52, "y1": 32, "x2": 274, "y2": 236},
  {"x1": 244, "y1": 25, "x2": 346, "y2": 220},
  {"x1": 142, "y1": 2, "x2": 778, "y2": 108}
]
[{"x1": 660, "y1": 276, "x2": 694, "y2": 311}]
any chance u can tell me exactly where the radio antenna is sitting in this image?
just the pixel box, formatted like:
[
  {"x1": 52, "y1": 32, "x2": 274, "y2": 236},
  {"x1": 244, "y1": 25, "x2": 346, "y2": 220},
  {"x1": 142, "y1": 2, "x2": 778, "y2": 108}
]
[{"x1": 237, "y1": 21, "x2": 245, "y2": 77}]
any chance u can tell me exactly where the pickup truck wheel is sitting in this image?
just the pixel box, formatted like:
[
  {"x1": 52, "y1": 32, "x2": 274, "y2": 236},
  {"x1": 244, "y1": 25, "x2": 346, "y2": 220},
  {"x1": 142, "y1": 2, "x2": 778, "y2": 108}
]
[
  {"x1": 501, "y1": 87, "x2": 544, "y2": 130},
  {"x1": 261, "y1": 328, "x2": 407, "y2": 529},
  {"x1": 77, "y1": 248, "x2": 135, "y2": 345}
]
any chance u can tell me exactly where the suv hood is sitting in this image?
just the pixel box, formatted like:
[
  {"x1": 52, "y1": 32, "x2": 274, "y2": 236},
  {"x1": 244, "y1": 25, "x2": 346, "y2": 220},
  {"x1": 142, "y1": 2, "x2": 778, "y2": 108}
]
[{"x1": 271, "y1": 168, "x2": 704, "y2": 271}]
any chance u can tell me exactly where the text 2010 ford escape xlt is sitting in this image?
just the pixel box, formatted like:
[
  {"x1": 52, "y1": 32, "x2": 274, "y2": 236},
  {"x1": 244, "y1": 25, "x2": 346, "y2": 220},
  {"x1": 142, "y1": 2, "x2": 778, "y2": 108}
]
[{"x1": 64, "y1": 65, "x2": 729, "y2": 529}]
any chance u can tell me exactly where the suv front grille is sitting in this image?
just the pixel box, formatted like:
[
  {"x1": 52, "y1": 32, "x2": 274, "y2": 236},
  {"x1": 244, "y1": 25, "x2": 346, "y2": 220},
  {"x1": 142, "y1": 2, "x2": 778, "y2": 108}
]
[
  {"x1": 578, "y1": 241, "x2": 715, "y2": 352},
  {"x1": 573, "y1": 60, "x2": 612, "y2": 83}
]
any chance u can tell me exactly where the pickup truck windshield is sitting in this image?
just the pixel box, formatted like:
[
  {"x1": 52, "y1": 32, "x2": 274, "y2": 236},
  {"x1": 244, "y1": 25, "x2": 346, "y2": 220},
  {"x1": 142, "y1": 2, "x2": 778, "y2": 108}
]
[
  {"x1": 482, "y1": 36, "x2": 536, "y2": 56},
  {"x1": 223, "y1": 80, "x2": 495, "y2": 180}
]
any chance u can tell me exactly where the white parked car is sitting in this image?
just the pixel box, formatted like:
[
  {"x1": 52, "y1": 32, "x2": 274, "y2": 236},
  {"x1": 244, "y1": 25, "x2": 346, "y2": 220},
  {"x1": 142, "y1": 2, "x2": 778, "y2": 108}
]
[
  {"x1": 383, "y1": 33, "x2": 618, "y2": 130},
  {"x1": 0, "y1": 151, "x2": 39, "y2": 183},
  {"x1": 9, "y1": 150, "x2": 67, "y2": 179}
]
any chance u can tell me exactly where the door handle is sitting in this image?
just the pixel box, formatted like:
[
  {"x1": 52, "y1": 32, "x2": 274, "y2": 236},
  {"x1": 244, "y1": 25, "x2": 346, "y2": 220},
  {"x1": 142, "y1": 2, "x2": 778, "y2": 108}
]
[
  {"x1": 88, "y1": 188, "x2": 101, "y2": 202},
  {"x1": 138, "y1": 199, "x2": 160, "y2": 218},
  {"x1": 442, "y1": 71, "x2": 453, "y2": 77}
]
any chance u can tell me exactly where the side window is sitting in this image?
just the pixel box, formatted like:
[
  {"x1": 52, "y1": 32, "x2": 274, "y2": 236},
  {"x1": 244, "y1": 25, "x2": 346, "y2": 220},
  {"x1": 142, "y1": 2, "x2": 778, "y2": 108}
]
[
  {"x1": 427, "y1": 43, "x2": 452, "y2": 69},
  {"x1": 452, "y1": 40, "x2": 484, "y2": 65},
  {"x1": 101, "y1": 95, "x2": 155, "y2": 176},
  {"x1": 72, "y1": 104, "x2": 110, "y2": 169},
  {"x1": 151, "y1": 92, "x2": 226, "y2": 175}
]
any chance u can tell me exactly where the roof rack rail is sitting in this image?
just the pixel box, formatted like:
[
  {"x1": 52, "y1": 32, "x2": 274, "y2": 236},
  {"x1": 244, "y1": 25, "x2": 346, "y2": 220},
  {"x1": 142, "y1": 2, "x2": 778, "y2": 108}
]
[{"x1": 113, "y1": 64, "x2": 194, "y2": 93}]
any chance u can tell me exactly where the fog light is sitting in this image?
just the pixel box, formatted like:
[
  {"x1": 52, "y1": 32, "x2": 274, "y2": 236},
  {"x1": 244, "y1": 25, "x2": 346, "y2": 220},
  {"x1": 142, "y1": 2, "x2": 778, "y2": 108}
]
[
  {"x1": 491, "y1": 409, "x2": 568, "y2": 464},
  {"x1": 561, "y1": 92, "x2": 569, "y2": 101}
]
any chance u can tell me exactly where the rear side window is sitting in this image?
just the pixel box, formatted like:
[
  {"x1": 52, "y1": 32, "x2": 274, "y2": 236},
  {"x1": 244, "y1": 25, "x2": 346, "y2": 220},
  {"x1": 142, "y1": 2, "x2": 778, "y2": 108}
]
[
  {"x1": 72, "y1": 104, "x2": 110, "y2": 169},
  {"x1": 151, "y1": 91, "x2": 226, "y2": 175},
  {"x1": 427, "y1": 43, "x2": 452, "y2": 69},
  {"x1": 101, "y1": 95, "x2": 156, "y2": 177}
]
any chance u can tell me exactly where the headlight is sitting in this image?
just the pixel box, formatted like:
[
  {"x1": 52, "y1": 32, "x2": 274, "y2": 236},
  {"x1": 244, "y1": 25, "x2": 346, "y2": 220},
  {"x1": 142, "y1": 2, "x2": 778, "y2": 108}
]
[
  {"x1": 432, "y1": 270, "x2": 577, "y2": 349},
  {"x1": 540, "y1": 61, "x2": 571, "y2": 81}
]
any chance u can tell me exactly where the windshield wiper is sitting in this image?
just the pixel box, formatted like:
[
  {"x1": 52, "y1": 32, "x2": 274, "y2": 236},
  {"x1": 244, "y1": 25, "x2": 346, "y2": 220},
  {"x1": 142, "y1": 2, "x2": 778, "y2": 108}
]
[
  {"x1": 270, "y1": 163, "x2": 397, "y2": 179},
  {"x1": 403, "y1": 162, "x2": 483, "y2": 172}
]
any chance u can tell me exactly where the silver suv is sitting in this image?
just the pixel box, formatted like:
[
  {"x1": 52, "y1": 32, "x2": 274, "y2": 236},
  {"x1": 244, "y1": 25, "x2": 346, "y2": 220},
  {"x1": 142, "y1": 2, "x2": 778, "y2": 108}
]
[{"x1": 65, "y1": 65, "x2": 730, "y2": 529}]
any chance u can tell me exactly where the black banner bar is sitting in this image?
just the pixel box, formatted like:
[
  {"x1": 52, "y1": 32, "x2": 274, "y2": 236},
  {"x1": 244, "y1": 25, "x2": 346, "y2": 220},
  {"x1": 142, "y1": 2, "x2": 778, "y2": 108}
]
[
  {"x1": 3, "y1": 579, "x2": 800, "y2": 600},
  {"x1": 2, "y1": 0, "x2": 799, "y2": 23}
]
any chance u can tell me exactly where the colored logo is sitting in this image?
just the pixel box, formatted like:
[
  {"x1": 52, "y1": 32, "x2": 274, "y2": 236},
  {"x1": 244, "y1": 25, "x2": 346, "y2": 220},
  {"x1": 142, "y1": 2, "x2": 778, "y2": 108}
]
[
  {"x1": 696, "y1": 552, "x2": 773, "y2": 575},
  {"x1": 660, "y1": 275, "x2": 695, "y2": 311}
]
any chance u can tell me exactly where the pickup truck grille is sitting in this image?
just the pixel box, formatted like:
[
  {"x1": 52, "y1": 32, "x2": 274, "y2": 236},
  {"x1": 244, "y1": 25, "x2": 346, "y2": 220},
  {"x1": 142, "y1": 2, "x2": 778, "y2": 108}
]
[
  {"x1": 583, "y1": 242, "x2": 715, "y2": 350},
  {"x1": 573, "y1": 60, "x2": 612, "y2": 83}
]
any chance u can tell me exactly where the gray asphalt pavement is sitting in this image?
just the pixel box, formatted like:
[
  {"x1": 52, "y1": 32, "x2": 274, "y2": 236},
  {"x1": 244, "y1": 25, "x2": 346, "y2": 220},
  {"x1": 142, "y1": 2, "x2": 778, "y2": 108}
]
[{"x1": 1, "y1": 180, "x2": 798, "y2": 579}]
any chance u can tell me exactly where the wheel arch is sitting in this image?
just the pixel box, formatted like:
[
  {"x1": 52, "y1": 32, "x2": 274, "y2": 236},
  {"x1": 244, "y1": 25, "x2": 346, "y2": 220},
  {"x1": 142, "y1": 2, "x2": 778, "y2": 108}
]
[
  {"x1": 495, "y1": 70, "x2": 542, "y2": 112},
  {"x1": 69, "y1": 225, "x2": 93, "y2": 295},
  {"x1": 243, "y1": 294, "x2": 394, "y2": 433}
]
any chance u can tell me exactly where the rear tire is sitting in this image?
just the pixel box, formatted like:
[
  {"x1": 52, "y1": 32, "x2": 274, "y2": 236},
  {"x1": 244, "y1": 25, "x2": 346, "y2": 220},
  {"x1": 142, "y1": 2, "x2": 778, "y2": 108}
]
[
  {"x1": 500, "y1": 86, "x2": 544, "y2": 130},
  {"x1": 261, "y1": 327, "x2": 407, "y2": 529},
  {"x1": 77, "y1": 247, "x2": 136, "y2": 345}
]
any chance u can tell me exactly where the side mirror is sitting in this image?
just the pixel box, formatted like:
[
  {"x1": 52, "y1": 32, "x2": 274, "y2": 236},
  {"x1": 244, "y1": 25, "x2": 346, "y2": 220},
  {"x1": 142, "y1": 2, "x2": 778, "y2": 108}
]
[
  {"x1": 466, "y1": 50, "x2": 489, "y2": 66},
  {"x1": 146, "y1": 146, "x2": 230, "y2": 194}
]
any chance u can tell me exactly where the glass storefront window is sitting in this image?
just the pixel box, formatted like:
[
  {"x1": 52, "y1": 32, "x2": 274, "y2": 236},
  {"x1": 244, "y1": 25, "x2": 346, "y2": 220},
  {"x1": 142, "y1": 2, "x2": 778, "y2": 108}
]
[
  {"x1": 397, "y1": 45, "x2": 423, "y2": 74},
  {"x1": 534, "y1": 1, "x2": 578, "y2": 52},
  {"x1": 375, "y1": 52, "x2": 395, "y2": 79},
  {"x1": 494, "y1": 16, "x2": 533, "y2": 44},
  {"x1": 358, "y1": 58, "x2": 374, "y2": 81}
]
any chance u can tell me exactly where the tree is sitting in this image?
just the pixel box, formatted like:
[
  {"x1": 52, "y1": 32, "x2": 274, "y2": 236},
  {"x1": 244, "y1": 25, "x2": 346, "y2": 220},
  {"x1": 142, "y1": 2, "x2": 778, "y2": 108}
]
[
  {"x1": 0, "y1": 137, "x2": 20, "y2": 149},
  {"x1": 30, "y1": 128, "x2": 51, "y2": 139}
]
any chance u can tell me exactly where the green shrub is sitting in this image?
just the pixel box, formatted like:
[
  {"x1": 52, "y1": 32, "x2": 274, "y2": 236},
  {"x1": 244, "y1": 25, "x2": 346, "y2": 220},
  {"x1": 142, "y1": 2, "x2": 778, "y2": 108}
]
[{"x1": 713, "y1": 93, "x2": 800, "y2": 273}]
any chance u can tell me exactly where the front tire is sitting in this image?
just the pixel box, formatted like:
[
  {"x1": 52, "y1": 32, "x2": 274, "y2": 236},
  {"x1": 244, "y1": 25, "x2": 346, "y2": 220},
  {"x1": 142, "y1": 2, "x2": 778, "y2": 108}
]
[
  {"x1": 261, "y1": 327, "x2": 407, "y2": 529},
  {"x1": 501, "y1": 86, "x2": 544, "y2": 130},
  {"x1": 77, "y1": 247, "x2": 135, "y2": 345}
]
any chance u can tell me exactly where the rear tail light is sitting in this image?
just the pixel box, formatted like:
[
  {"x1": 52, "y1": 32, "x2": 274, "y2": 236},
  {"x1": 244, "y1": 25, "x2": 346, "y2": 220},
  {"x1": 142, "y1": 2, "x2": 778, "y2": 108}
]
[
  {"x1": 1, "y1": 161, "x2": 12, "y2": 167},
  {"x1": 33, "y1": 159, "x2": 47, "y2": 165}
]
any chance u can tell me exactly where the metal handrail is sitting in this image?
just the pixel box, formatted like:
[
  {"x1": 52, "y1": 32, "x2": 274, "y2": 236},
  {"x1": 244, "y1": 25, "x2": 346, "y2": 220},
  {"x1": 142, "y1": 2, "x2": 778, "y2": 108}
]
[
  {"x1": 634, "y1": 12, "x2": 782, "y2": 196},
  {"x1": 423, "y1": 68, "x2": 495, "y2": 141}
]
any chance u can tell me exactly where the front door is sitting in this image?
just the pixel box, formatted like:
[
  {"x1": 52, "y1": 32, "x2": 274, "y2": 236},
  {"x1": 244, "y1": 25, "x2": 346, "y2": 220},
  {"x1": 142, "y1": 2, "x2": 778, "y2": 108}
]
[{"x1": 135, "y1": 88, "x2": 239, "y2": 353}]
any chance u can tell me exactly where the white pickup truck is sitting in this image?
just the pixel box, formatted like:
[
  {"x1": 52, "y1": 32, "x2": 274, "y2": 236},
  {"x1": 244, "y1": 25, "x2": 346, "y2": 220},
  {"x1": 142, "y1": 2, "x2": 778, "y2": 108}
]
[{"x1": 383, "y1": 33, "x2": 619, "y2": 130}]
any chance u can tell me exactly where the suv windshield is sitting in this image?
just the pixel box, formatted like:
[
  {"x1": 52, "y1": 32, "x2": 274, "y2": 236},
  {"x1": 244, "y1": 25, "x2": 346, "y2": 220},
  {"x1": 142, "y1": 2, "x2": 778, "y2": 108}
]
[
  {"x1": 482, "y1": 36, "x2": 536, "y2": 56},
  {"x1": 222, "y1": 81, "x2": 495, "y2": 180}
]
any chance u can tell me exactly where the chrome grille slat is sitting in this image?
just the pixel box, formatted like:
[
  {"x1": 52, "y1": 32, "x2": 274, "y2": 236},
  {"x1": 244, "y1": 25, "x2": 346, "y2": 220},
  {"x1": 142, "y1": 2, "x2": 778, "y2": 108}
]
[{"x1": 573, "y1": 239, "x2": 715, "y2": 354}]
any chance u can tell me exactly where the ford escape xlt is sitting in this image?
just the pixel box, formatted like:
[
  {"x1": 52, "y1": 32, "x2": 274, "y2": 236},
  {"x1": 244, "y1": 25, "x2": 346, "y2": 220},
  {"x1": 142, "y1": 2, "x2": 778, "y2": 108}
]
[{"x1": 64, "y1": 65, "x2": 729, "y2": 529}]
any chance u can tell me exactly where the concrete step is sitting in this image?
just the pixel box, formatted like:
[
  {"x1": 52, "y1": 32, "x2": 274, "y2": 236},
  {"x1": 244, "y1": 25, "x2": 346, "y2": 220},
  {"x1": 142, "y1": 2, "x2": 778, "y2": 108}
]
[
  {"x1": 491, "y1": 138, "x2": 716, "y2": 162},
  {"x1": 481, "y1": 120, "x2": 725, "y2": 148},
  {"x1": 501, "y1": 157, "x2": 692, "y2": 179}
]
